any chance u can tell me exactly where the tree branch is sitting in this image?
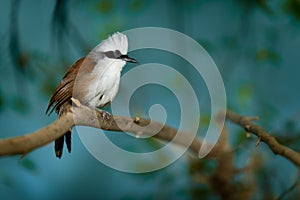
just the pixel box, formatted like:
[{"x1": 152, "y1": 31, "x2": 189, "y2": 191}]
[
  {"x1": 1, "y1": 107, "x2": 300, "y2": 169},
  {"x1": 225, "y1": 110, "x2": 300, "y2": 167},
  {"x1": 0, "y1": 105, "x2": 208, "y2": 157}
]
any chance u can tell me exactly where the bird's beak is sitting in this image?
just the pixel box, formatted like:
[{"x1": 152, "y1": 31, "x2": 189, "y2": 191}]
[{"x1": 122, "y1": 55, "x2": 138, "y2": 63}]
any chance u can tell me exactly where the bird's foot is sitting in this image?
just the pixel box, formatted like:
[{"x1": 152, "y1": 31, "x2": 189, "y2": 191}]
[{"x1": 100, "y1": 110, "x2": 111, "y2": 120}]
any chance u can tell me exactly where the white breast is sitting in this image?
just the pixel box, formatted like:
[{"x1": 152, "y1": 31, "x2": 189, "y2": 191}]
[{"x1": 87, "y1": 59, "x2": 125, "y2": 108}]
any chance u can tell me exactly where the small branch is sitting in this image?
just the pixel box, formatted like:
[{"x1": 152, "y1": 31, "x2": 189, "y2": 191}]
[
  {"x1": 277, "y1": 176, "x2": 299, "y2": 200},
  {"x1": 226, "y1": 110, "x2": 300, "y2": 167}
]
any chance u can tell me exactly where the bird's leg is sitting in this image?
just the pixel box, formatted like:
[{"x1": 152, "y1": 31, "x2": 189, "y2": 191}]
[
  {"x1": 95, "y1": 102, "x2": 111, "y2": 120},
  {"x1": 72, "y1": 98, "x2": 111, "y2": 120}
]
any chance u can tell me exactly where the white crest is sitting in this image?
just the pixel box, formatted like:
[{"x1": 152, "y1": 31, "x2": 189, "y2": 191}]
[{"x1": 92, "y1": 32, "x2": 128, "y2": 55}]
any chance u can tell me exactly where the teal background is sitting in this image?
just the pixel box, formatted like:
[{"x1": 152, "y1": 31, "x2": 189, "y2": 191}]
[{"x1": 1, "y1": 0, "x2": 300, "y2": 199}]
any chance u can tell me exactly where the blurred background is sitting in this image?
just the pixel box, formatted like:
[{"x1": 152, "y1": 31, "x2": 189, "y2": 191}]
[{"x1": 1, "y1": 0, "x2": 300, "y2": 199}]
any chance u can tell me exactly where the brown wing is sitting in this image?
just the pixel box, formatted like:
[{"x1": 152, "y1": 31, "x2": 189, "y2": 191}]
[{"x1": 46, "y1": 56, "x2": 95, "y2": 115}]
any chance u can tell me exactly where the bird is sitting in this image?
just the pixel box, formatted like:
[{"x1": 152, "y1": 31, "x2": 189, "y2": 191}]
[{"x1": 46, "y1": 32, "x2": 137, "y2": 158}]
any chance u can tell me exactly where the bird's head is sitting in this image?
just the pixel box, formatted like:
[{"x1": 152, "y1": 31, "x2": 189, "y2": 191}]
[{"x1": 91, "y1": 32, "x2": 137, "y2": 64}]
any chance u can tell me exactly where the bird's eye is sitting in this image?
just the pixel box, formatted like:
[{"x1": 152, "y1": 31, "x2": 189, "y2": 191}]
[{"x1": 114, "y1": 50, "x2": 122, "y2": 58}]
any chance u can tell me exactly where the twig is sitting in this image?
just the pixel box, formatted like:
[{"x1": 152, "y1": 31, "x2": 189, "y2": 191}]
[
  {"x1": 226, "y1": 110, "x2": 300, "y2": 167},
  {"x1": 277, "y1": 177, "x2": 299, "y2": 200}
]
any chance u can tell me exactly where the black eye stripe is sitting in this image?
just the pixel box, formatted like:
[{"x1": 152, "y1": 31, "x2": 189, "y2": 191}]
[
  {"x1": 102, "y1": 50, "x2": 137, "y2": 63},
  {"x1": 103, "y1": 50, "x2": 122, "y2": 59}
]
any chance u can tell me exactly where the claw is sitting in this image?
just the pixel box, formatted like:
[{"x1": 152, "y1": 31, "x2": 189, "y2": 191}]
[
  {"x1": 101, "y1": 110, "x2": 111, "y2": 120},
  {"x1": 71, "y1": 97, "x2": 82, "y2": 107}
]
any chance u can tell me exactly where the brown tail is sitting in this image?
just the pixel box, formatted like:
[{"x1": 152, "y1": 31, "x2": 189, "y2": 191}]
[{"x1": 55, "y1": 130, "x2": 72, "y2": 158}]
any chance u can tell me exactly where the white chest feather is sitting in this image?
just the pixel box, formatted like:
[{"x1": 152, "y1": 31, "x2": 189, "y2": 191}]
[{"x1": 87, "y1": 60, "x2": 125, "y2": 108}]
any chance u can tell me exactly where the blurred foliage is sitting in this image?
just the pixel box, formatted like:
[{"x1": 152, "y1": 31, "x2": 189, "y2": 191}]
[
  {"x1": 1, "y1": 174, "x2": 14, "y2": 188},
  {"x1": 9, "y1": 0, "x2": 23, "y2": 74},
  {"x1": 282, "y1": 0, "x2": 300, "y2": 22},
  {"x1": 1, "y1": 0, "x2": 300, "y2": 199},
  {"x1": 10, "y1": 96, "x2": 30, "y2": 114},
  {"x1": 284, "y1": 119, "x2": 297, "y2": 133},
  {"x1": 41, "y1": 81, "x2": 58, "y2": 98},
  {"x1": 16, "y1": 52, "x2": 30, "y2": 71},
  {"x1": 259, "y1": 169, "x2": 278, "y2": 199},
  {"x1": 275, "y1": 119, "x2": 300, "y2": 148},
  {"x1": 128, "y1": 0, "x2": 146, "y2": 11},
  {"x1": 0, "y1": 88, "x2": 3, "y2": 112},
  {"x1": 18, "y1": 158, "x2": 37, "y2": 172},
  {"x1": 51, "y1": 0, "x2": 88, "y2": 58},
  {"x1": 234, "y1": 129, "x2": 251, "y2": 146},
  {"x1": 94, "y1": 0, "x2": 114, "y2": 13},
  {"x1": 255, "y1": 48, "x2": 280, "y2": 64},
  {"x1": 199, "y1": 113, "x2": 210, "y2": 127},
  {"x1": 237, "y1": 83, "x2": 253, "y2": 108},
  {"x1": 189, "y1": 184, "x2": 213, "y2": 200},
  {"x1": 98, "y1": 20, "x2": 124, "y2": 40},
  {"x1": 234, "y1": 0, "x2": 273, "y2": 16},
  {"x1": 258, "y1": 100, "x2": 278, "y2": 128},
  {"x1": 188, "y1": 158, "x2": 217, "y2": 199},
  {"x1": 94, "y1": 0, "x2": 148, "y2": 15},
  {"x1": 255, "y1": 0, "x2": 274, "y2": 16},
  {"x1": 178, "y1": 0, "x2": 202, "y2": 10},
  {"x1": 188, "y1": 157, "x2": 216, "y2": 175},
  {"x1": 197, "y1": 39, "x2": 214, "y2": 52},
  {"x1": 221, "y1": 36, "x2": 239, "y2": 49}
]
